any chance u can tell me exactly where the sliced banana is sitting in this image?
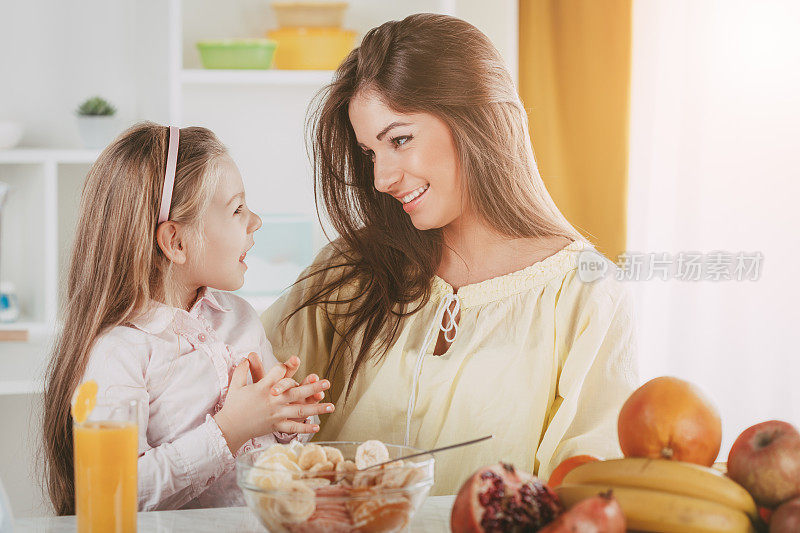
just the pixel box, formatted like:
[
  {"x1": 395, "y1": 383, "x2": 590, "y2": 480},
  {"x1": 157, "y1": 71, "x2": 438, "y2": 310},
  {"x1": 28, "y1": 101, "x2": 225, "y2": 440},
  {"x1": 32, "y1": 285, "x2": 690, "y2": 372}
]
[
  {"x1": 309, "y1": 460, "x2": 335, "y2": 473},
  {"x1": 258, "y1": 452, "x2": 302, "y2": 472},
  {"x1": 248, "y1": 462, "x2": 294, "y2": 490},
  {"x1": 335, "y1": 459, "x2": 357, "y2": 472},
  {"x1": 355, "y1": 439, "x2": 390, "y2": 470},
  {"x1": 264, "y1": 480, "x2": 316, "y2": 524},
  {"x1": 298, "y1": 443, "x2": 328, "y2": 470},
  {"x1": 299, "y1": 477, "x2": 331, "y2": 489},
  {"x1": 353, "y1": 469, "x2": 383, "y2": 489},
  {"x1": 287, "y1": 439, "x2": 305, "y2": 458},
  {"x1": 322, "y1": 445, "x2": 345, "y2": 466},
  {"x1": 381, "y1": 462, "x2": 427, "y2": 489},
  {"x1": 257, "y1": 443, "x2": 298, "y2": 464}
]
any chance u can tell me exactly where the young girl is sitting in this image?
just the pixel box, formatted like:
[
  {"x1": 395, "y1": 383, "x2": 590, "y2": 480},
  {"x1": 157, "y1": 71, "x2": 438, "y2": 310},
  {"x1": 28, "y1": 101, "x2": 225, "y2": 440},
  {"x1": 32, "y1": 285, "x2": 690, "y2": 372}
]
[{"x1": 42, "y1": 123, "x2": 335, "y2": 514}]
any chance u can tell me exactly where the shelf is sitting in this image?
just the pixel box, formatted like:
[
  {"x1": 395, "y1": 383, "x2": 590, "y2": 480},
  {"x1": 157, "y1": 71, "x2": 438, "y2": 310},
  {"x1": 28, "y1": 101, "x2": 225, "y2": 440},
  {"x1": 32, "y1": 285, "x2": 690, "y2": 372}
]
[
  {"x1": 181, "y1": 69, "x2": 334, "y2": 86},
  {"x1": 0, "y1": 320, "x2": 53, "y2": 342},
  {"x1": 0, "y1": 149, "x2": 101, "y2": 164},
  {"x1": 0, "y1": 379, "x2": 45, "y2": 396}
]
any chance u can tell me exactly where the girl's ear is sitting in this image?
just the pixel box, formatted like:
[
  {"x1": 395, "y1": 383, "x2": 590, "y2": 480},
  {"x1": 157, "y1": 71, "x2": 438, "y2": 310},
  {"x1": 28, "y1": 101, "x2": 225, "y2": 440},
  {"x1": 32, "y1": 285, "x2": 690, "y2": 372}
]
[{"x1": 156, "y1": 222, "x2": 187, "y2": 265}]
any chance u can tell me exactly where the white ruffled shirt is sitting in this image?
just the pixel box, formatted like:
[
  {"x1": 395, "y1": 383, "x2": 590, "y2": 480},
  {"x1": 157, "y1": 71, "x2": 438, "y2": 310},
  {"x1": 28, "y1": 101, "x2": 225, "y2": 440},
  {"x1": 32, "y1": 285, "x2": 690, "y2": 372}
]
[{"x1": 81, "y1": 288, "x2": 312, "y2": 511}]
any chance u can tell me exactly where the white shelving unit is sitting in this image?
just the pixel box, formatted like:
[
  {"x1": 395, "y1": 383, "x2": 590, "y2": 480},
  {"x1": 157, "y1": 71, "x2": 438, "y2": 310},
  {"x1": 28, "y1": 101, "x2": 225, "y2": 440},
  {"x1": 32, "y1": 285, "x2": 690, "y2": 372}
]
[
  {"x1": 0, "y1": 379, "x2": 45, "y2": 396},
  {"x1": 168, "y1": 0, "x2": 459, "y2": 124},
  {"x1": 180, "y1": 69, "x2": 335, "y2": 87},
  {"x1": 0, "y1": 149, "x2": 101, "y2": 165},
  {"x1": 0, "y1": 149, "x2": 100, "y2": 343},
  {"x1": 0, "y1": 149, "x2": 98, "y2": 394},
  {"x1": 1, "y1": 1, "x2": 517, "y2": 397}
]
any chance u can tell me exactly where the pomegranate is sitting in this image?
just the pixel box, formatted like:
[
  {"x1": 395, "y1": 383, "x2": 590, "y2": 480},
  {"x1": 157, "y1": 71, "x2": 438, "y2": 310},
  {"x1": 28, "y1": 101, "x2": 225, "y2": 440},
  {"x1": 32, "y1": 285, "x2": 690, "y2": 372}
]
[
  {"x1": 770, "y1": 496, "x2": 800, "y2": 533},
  {"x1": 451, "y1": 463, "x2": 563, "y2": 532},
  {"x1": 538, "y1": 491, "x2": 625, "y2": 533},
  {"x1": 618, "y1": 376, "x2": 722, "y2": 466}
]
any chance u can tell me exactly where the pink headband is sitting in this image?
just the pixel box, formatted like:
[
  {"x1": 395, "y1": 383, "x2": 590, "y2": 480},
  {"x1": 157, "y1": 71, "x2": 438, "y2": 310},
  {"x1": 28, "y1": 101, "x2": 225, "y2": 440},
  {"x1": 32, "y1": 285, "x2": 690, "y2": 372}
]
[{"x1": 158, "y1": 126, "x2": 179, "y2": 224}]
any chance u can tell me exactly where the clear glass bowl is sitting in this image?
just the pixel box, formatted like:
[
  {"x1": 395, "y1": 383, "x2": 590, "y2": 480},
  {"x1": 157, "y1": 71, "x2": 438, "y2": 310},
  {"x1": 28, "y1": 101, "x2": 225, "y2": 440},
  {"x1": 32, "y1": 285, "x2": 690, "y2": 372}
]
[{"x1": 237, "y1": 441, "x2": 434, "y2": 533}]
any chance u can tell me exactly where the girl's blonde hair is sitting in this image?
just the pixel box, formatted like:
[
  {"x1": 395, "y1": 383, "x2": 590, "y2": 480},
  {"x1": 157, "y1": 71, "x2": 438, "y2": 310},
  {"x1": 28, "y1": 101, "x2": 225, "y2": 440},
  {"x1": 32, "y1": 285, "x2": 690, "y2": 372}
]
[
  {"x1": 42, "y1": 122, "x2": 226, "y2": 515},
  {"x1": 294, "y1": 13, "x2": 586, "y2": 399}
]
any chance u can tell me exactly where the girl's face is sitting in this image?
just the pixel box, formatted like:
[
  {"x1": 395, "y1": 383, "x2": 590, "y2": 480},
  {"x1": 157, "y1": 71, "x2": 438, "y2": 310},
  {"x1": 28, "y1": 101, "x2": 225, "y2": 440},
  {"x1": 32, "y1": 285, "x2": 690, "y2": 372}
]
[
  {"x1": 186, "y1": 154, "x2": 262, "y2": 291},
  {"x1": 348, "y1": 90, "x2": 466, "y2": 230}
]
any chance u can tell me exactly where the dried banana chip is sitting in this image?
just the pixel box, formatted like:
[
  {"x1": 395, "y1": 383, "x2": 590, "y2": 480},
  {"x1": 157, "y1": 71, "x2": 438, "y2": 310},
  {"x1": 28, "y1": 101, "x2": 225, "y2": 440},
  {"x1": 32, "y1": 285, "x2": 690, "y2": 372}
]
[
  {"x1": 348, "y1": 494, "x2": 412, "y2": 532},
  {"x1": 352, "y1": 469, "x2": 383, "y2": 489},
  {"x1": 335, "y1": 459, "x2": 357, "y2": 473},
  {"x1": 298, "y1": 443, "x2": 328, "y2": 470},
  {"x1": 287, "y1": 439, "x2": 305, "y2": 457},
  {"x1": 248, "y1": 462, "x2": 293, "y2": 490},
  {"x1": 322, "y1": 445, "x2": 345, "y2": 466},
  {"x1": 299, "y1": 476, "x2": 332, "y2": 489},
  {"x1": 258, "y1": 452, "x2": 302, "y2": 472},
  {"x1": 355, "y1": 440, "x2": 390, "y2": 470},
  {"x1": 380, "y1": 462, "x2": 427, "y2": 489},
  {"x1": 309, "y1": 460, "x2": 335, "y2": 473},
  {"x1": 256, "y1": 443, "x2": 298, "y2": 464},
  {"x1": 264, "y1": 480, "x2": 316, "y2": 524}
]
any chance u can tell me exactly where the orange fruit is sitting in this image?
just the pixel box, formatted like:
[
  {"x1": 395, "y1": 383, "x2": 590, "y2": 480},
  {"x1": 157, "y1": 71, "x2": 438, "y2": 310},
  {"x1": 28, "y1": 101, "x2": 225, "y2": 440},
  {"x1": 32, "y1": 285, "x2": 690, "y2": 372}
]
[
  {"x1": 71, "y1": 380, "x2": 98, "y2": 424},
  {"x1": 618, "y1": 376, "x2": 722, "y2": 466},
  {"x1": 547, "y1": 455, "x2": 600, "y2": 488}
]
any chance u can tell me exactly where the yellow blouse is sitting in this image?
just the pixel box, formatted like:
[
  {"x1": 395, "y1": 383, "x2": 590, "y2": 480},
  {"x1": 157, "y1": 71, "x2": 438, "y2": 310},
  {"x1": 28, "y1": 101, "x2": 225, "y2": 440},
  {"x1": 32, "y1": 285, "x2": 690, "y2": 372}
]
[{"x1": 261, "y1": 240, "x2": 638, "y2": 495}]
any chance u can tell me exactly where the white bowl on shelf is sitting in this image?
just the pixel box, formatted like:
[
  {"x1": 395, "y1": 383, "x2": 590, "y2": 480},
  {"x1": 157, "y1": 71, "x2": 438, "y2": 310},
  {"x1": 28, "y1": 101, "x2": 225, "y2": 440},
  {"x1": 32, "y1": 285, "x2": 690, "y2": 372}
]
[{"x1": 0, "y1": 122, "x2": 22, "y2": 149}]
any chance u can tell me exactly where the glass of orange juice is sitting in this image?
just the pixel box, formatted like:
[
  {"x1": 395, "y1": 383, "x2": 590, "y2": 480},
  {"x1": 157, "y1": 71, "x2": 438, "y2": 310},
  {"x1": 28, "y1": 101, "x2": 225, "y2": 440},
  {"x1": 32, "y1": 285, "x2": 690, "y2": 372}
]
[{"x1": 73, "y1": 398, "x2": 138, "y2": 533}]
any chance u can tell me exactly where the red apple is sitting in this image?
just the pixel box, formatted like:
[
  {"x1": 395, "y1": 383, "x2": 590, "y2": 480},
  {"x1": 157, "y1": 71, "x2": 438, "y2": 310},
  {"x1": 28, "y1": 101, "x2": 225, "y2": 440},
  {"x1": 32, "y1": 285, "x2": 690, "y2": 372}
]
[
  {"x1": 770, "y1": 497, "x2": 800, "y2": 533},
  {"x1": 727, "y1": 420, "x2": 800, "y2": 508}
]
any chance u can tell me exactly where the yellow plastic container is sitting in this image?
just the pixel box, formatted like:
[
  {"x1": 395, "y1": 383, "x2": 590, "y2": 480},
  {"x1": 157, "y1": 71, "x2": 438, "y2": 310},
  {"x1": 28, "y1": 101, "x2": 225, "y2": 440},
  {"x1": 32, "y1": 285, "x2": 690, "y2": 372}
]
[
  {"x1": 271, "y1": 2, "x2": 348, "y2": 28},
  {"x1": 267, "y1": 27, "x2": 356, "y2": 70}
]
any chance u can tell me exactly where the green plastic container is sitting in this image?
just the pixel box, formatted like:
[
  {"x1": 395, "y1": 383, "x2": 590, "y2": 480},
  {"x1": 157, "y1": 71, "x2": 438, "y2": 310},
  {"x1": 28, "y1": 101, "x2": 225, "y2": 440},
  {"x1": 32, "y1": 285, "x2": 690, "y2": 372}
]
[{"x1": 196, "y1": 39, "x2": 278, "y2": 69}]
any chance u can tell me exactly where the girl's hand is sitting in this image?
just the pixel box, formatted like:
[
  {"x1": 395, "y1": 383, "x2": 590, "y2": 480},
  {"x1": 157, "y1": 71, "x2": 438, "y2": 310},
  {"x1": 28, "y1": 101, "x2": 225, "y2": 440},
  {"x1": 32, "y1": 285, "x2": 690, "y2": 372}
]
[
  {"x1": 248, "y1": 352, "x2": 328, "y2": 424},
  {"x1": 272, "y1": 373, "x2": 326, "y2": 423},
  {"x1": 248, "y1": 352, "x2": 300, "y2": 384},
  {"x1": 213, "y1": 359, "x2": 333, "y2": 454}
]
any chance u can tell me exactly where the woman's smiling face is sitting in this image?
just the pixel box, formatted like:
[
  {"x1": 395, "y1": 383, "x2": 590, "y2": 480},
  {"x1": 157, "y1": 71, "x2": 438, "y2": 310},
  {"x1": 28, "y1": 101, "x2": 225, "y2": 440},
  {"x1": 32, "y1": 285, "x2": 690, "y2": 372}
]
[{"x1": 348, "y1": 90, "x2": 466, "y2": 230}]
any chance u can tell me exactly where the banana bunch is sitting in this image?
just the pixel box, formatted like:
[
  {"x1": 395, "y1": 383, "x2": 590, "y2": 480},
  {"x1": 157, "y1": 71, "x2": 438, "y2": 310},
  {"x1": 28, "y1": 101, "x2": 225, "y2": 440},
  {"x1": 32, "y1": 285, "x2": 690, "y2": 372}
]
[{"x1": 556, "y1": 458, "x2": 759, "y2": 533}]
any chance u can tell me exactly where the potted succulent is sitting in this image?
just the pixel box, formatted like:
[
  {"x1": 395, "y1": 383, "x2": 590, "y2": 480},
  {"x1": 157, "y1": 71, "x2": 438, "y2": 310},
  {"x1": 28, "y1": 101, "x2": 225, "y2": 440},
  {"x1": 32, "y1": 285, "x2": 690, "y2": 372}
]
[{"x1": 76, "y1": 96, "x2": 117, "y2": 149}]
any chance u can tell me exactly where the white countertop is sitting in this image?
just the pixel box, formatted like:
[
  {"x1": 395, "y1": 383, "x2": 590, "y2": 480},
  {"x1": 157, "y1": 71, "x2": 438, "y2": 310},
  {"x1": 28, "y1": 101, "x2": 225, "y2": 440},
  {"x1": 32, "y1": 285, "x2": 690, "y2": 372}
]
[{"x1": 14, "y1": 495, "x2": 455, "y2": 532}]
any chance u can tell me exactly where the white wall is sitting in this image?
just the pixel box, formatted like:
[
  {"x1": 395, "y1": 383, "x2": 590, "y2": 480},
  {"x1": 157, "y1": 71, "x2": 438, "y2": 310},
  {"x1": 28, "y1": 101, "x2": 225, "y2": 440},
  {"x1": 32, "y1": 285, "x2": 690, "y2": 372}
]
[
  {"x1": 0, "y1": 0, "x2": 168, "y2": 147},
  {"x1": 0, "y1": 0, "x2": 518, "y2": 518},
  {"x1": 0, "y1": 393, "x2": 48, "y2": 519},
  {"x1": 628, "y1": 0, "x2": 800, "y2": 459}
]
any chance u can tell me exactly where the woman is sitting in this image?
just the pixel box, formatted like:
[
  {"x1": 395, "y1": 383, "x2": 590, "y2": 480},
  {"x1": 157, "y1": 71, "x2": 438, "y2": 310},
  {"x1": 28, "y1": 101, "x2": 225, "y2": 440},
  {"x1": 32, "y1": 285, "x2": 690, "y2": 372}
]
[{"x1": 262, "y1": 13, "x2": 638, "y2": 496}]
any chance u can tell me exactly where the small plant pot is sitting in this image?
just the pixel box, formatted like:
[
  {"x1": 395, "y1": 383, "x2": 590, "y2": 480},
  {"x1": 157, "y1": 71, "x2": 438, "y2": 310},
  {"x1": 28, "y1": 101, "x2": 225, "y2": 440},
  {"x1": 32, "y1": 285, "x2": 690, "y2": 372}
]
[{"x1": 76, "y1": 115, "x2": 118, "y2": 149}]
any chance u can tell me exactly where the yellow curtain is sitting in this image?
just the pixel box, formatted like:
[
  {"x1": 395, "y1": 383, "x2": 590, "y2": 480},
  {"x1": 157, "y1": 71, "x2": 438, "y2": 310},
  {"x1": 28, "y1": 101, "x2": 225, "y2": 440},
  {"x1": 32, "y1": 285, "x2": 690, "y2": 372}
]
[{"x1": 519, "y1": 0, "x2": 632, "y2": 261}]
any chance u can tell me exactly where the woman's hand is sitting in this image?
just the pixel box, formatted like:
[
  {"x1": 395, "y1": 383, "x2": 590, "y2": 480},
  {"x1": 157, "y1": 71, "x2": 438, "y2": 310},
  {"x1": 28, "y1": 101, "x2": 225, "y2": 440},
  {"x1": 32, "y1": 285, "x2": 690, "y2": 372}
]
[
  {"x1": 249, "y1": 352, "x2": 328, "y2": 422},
  {"x1": 213, "y1": 358, "x2": 334, "y2": 454},
  {"x1": 247, "y1": 352, "x2": 301, "y2": 384}
]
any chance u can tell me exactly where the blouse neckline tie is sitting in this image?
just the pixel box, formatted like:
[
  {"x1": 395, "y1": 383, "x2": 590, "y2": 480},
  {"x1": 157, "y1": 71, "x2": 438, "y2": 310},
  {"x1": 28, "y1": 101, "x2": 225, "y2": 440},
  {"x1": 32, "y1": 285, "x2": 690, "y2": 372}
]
[{"x1": 405, "y1": 292, "x2": 461, "y2": 446}]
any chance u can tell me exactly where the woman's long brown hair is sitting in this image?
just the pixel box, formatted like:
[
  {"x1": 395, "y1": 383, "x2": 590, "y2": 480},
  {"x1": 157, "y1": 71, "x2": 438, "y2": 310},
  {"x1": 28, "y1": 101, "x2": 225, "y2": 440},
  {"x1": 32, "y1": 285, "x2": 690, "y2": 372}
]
[
  {"x1": 295, "y1": 14, "x2": 585, "y2": 400},
  {"x1": 41, "y1": 123, "x2": 226, "y2": 515}
]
